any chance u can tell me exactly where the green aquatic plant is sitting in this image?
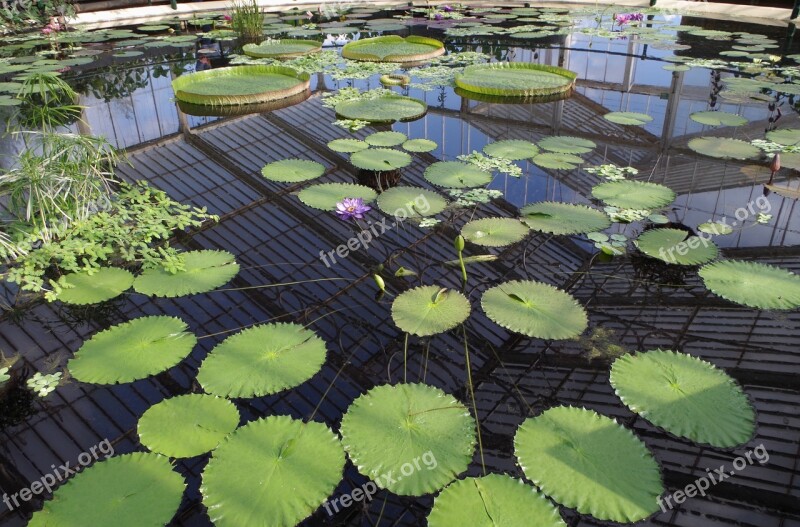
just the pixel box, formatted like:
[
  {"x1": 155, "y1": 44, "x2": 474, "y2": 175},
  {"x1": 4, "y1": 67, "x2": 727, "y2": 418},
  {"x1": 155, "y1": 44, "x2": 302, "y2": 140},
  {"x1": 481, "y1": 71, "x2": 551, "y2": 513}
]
[
  {"x1": 455, "y1": 62, "x2": 576, "y2": 97},
  {"x1": 202, "y1": 416, "x2": 345, "y2": 527},
  {"x1": 537, "y1": 136, "x2": 596, "y2": 154},
  {"x1": 457, "y1": 151, "x2": 522, "y2": 177},
  {"x1": 26, "y1": 371, "x2": 62, "y2": 397},
  {"x1": 515, "y1": 406, "x2": 664, "y2": 523},
  {"x1": 243, "y1": 39, "x2": 321, "y2": 59},
  {"x1": 687, "y1": 137, "x2": 761, "y2": 160},
  {"x1": 634, "y1": 228, "x2": 718, "y2": 265},
  {"x1": 603, "y1": 111, "x2": 653, "y2": 126},
  {"x1": 403, "y1": 138, "x2": 438, "y2": 152},
  {"x1": 461, "y1": 217, "x2": 529, "y2": 247},
  {"x1": 133, "y1": 250, "x2": 240, "y2": 297},
  {"x1": 342, "y1": 35, "x2": 445, "y2": 63},
  {"x1": 699, "y1": 260, "x2": 800, "y2": 310},
  {"x1": 689, "y1": 111, "x2": 748, "y2": 127},
  {"x1": 592, "y1": 180, "x2": 675, "y2": 210},
  {"x1": 574, "y1": 326, "x2": 629, "y2": 361},
  {"x1": 587, "y1": 232, "x2": 628, "y2": 255},
  {"x1": 261, "y1": 159, "x2": 325, "y2": 183},
  {"x1": 172, "y1": 65, "x2": 310, "y2": 106},
  {"x1": 335, "y1": 94, "x2": 427, "y2": 124},
  {"x1": 392, "y1": 285, "x2": 470, "y2": 336},
  {"x1": 447, "y1": 188, "x2": 503, "y2": 207},
  {"x1": 229, "y1": 0, "x2": 265, "y2": 42},
  {"x1": 584, "y1": 163, "x2": 638, "y2": 181},
  {"x1": 520, "y1": 202, "x2": 611, "y2": 235},
  {"x1": 532, "y1": 152, "x2": 583, "y2": 170},
  {"x1": 340, "y1": 383, "x2": 476, "y2": 496},
  {"x1": 365, "y1": 131, "x2": 406, "y2": 147},
  {"x1": 54, "y1": 267, "x2": 135, "y2": 305},
  {"x1": 610, "y1": 349, "x2": 755, "y2": 447},
  {"x1": 376, "y1": 187, "x2": 447, "y2": 217},
  {"x1": 138, "y1": 394, "x2": 240, "y2": 457},
  {"x1": 298, "y1": 183, "x2": 377, "y2": 211}
]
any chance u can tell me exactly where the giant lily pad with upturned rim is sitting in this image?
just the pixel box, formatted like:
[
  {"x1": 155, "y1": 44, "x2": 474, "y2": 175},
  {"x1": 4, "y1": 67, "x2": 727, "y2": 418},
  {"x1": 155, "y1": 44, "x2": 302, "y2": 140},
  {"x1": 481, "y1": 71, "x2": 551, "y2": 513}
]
[
  {"x1": 243, "y1": 39, "x2": 322, "y2": 59},
  {"x1": 342, "y1": 35, "x2": 445, "y2": 63},
  {"x1": 454, "y1": 62, "x2": 576, "y2": 97},
  {"x1": 171, "y1": 65, "x2": 310, "y2": 106},
  {"x1": 424, "y1": 161, "x2": 493, "y2": 188}
]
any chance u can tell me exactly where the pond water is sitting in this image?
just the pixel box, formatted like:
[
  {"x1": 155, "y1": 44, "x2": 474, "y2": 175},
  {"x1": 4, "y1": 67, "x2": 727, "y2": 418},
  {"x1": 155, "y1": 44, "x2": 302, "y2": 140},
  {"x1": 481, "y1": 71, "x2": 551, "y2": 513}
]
[{"x1": 1, "y1": 4, "x2": 799, "y2": 527}]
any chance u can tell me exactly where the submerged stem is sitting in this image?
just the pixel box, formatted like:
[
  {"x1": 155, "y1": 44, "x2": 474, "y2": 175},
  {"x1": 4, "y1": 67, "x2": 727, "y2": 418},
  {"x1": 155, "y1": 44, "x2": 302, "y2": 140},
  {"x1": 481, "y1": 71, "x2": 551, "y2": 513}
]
[{"x1": 462, "y1": 324, "x2": 485, "y2": 475}]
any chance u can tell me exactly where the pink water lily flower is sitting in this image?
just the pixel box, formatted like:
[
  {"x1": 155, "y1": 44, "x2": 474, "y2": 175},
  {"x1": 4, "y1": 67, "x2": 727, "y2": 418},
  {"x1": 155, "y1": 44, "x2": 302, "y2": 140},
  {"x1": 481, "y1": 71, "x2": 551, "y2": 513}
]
[{"x1": 336, "y1": 197, "x2": 371, "y2": 220}]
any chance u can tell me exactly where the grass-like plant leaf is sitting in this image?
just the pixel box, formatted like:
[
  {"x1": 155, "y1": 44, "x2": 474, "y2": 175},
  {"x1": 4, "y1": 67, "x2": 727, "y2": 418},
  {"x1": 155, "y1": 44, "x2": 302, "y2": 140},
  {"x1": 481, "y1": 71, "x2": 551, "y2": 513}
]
[
  {"x1": 243, "y1": 39, "x2": 322, "y2": 59},
  {"x1": 424, "y1": 161, "x2": 493, "y2": 188},
  {"x1": 687, "y1": 137, "x2": 760, "y2": 159},
  {"x1": 592, "y1": 180, "x2": 675, "y2": 209},
  {"x1": 537, "y1": 136, "x2": 596, "y2": 154},
  {"x1": 138, "y1": 394, "x2": 240, "y2": 457},
  {"x1": 514, "y1": 406, "x2": 664, "y2": 523},
  {"x1": 483, "y1": 139, "x2": 539, "y2": 160},
  {"x1": 29, "y1": 453, "x2": 185, "y2": 527},
  {"x1": 342, "y1": 35, "x2": 445, "y2": 63},
  {"x1": 402, "y1": 138, "x2": 438, "y2": 152},
  {"x1": 298, "y1": 183, "x2": 377, "y2": 210},
  {"x1": 603, "y1": 112, "x2": 653, "y2": 126},
  {"x1": 635, "y1": 228, "x2": 718, "y2": 265},
  {"x1": 134, "y1": 250, "x2": 240, "y2": 297},
  {"x1": 428, "y1": 474, "x2": 566, "y2": 527},
  {"x1": 610, "y1": 349, "x2": 755, "y2": 447},
  {"x1": 531, "y1": 152, "x2": 583, "y2": 170},
  {"x1": 699, "y1": 260, "x2": 800, "y2": 309},
  {"x1": 461, "y1": 217, "x2": 529, "y2": 247},
  {"x1": 481, "y1": 280, "x2": 587, "y2": 339},
  {"x1": 197, "y1": 323, "x2": 327, "y2": 398},
  {"x1": 455, "y1": 63, "x2": 576, "y2": 97},
  {"x1": 68, "y1": 316, "x2": 197, "y2": 384},
  {"x1": 376, "y1": 186, "x2": 447, "y2": 217},
  {"x1": 689, "y1": 111, "x2": 748, "y2": 127},
  {"x1": 55, "y1": 267, "x2": 134, "y2": 305},
  {"x1": 520, "y1": 202, "x2": 610, "y2": 235},
  {"x1": 202, "y1": 415, "x2": 345, "y2": 527},
  {"x1": 350, "y1": 148, "x2": 412, "y2": 171},
  {"x1": 335, "y1": 95, "x2": 427, "y2": 123},
  {"x1": 392, "y1": 285, "x2": 470, "y2": 336},
  {"x1": 171, "y1": 65, "x2": 310, "y2": 106},
  {"x1": 327, "y1": 138, "x2": 369, "y2": 153},
  {"x1": 365, "y1": 130, "x2": 407, "y2": 147},
  {"x1": 261, "y1": 159, "x2": 325, "y2": 182},
  {"x1": 340, "y1": 383, "x2": 476, "y2": 495}
]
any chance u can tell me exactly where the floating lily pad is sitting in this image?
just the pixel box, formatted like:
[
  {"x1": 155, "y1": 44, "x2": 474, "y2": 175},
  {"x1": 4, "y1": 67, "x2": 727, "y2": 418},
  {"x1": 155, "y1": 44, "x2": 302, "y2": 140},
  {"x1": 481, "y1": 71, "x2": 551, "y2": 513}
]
[
  {"x1": 350, "y1": 148, "x2": 412, "y2": 170},
  {"x1": 243, "y1": 39, "x2": 322, "y2": 59},
  {"x1": 765, "y1": 128, "x2": 800, "y2": 146},
  {"x1": 520, "y1": 202, "x2": 611, "y2": 235},
  {"x1": 483, "y1": 139, "x2": 539, "y2": 160},
  {"x1": 428, "y1": 474, "x2": 566, "y2": 527},
  {"x1": 55, "y1": 267, "x2": 134, "y2": 305},
  {"x1": 402, "y1": 138, "x2": 438, "y2": 152},
  {"x1": 514, "y1": 406, "x2": 663, "y2": 523},
  {"x1": 690, "y1": 111, "x2": 748, "y2": 127},
  {"x1": 297, "y1": 183, "x2": 377, "y2": 210},
  {"x1": 342, "y1": 35, "x2": 445, "y2": 62},
  {"x1": 461, "y1": 217, "x2": 529, "y2": 247},
  {"x1": 340, "y1": 383, "x2": 476, "y2": 495},
  {"x1": 134, "y1": 250, "x2": 239, "y2": 297},
  {"x1": 532, "y1": 152, "x2": 583, "y2": 170},
  {"x1": 482, "y1": 280, "x2": 587, "y2": 340},
  {"x1": 537, "y1": 136, "x2": 595, "y2": 154},
  {"x1": 610, "y1": 350, "x2": 755, "y2": 447},
  {"x1": 424, "y1": 161, "x2": 493, "y2": 188},
  {"x1": 699, "y1": 260, "x2": 800, "y2": 310},
  {"x1": 392, "y1": 285, "x2": 470, "y2": 336},
  {"x1": 455, "y1": 62, "x2": 576, "y2": 97},
  {"x1": 29, "y1": 453, "x2": 185, "y2": 527},
  {"x1": 603, "y1": 112, "x2": 653, "y2": 126},
  {"x1": 68, "y1": 316, "x2": 197, "y2": 384},
  {"x1": 698, "y1": 221, "x2": 734, "y2": 235},
  {"x1": 634, "y1": 228, "x2": 718, "y2": 265},
  {"x1": 202, "y1": 415, "x2": 345, "y2": 527},
  {"x1": 687, "y1": 137, "x2": 760, "y2": 160},
  {"x1": 138, "y1": 394, "x2": 240, "y2": 457},
  {"x1": 327, "y1": 138, "x2": 369, "y2": 153},
  {"x1": 376, "y1": 186, "x2": 447, "y2": 217},
  {"x1": 261, "y1": 159, "x2": 325, "y2": 182},
  {"x1": 592, "y1": 180, "x2": 676, "y2": 210},
  {"x1": 197, "y1": 323, "x2": 327, "y2": 398},
  {"x1": 335, "y1": 94, "x2": 427, "y2": 123},
  {"x1": 365, "y1": 130, "x2": 407, "y2": 147},
  {"x1": 172, "y1": 65, "x2": 310, "y2": 106}
]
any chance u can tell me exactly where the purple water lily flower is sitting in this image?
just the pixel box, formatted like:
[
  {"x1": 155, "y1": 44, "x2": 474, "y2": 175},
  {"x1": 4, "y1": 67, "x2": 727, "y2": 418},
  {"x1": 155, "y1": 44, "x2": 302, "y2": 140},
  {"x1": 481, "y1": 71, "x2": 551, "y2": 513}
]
[
  {"x1": 336, "y1": 197, "x2": 371, "y2": 220},
  {"x1": 615, "y1": 12, "x2": 643, "y2": 26},
  {"x1": 442, "y1": 5, "x2": 453, "y2": 12},
  {"x1": 434, "y1": 13, "x2": 443, "y2": 20}
]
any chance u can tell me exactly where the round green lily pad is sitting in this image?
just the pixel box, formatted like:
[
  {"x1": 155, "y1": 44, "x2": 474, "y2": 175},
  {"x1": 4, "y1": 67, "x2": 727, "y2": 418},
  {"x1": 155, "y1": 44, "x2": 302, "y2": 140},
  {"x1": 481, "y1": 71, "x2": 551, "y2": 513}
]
[
  {"x1": 134, "y1": 250, "x2": 240, "y2": 297},
  {"x1": 392, "y1": 285, "x2": 471, "y2": 336},
  {"x1": 202, "y1": 415, "x2": 345, "y2": 527},
  {"x1": 483, "y1": 139, "x2": 539, "y2": 160},
  {"x1": 634, "y1": 228, "x2": 719, "y2": 265},
  {"x1": 603, "y1": 112, "x2": 653, "y2": 126},
  {"x1": 699, "y1": 260, "x2": 800, "y2": 310},
  {"x1": 29, "y1": 453, "x2": 185, "y2": 527},
  {"x1": 327, "y1": 138, "x2": 369, "y2": 153},
  {"x1": 340, "y1": 383, "x2": 476, "y2": 496},
  {"x1": 424, "y1": 161, "x2": 493, "y2": 188},
  {"x1": 455, "y1": 62, "x2": 576, "y2": 97},
  {"x1": 138, "y1": 394, "x2": 240, "y2": 457},
  {"x1": 610, "y1": 349, "x2": 756, "y2": 447},
  {"x1": 592, "y1": 180, "x2": 676, "y2": 210},
  {"x1": 520, "y1": 202, "x2": 611, "y2": 235},
  {"x1": 765, "y1": 128, "x2": 800, "y2": 146},
  {"x1": 428, "y1": 474, "x2": 566, "y2": 527},
  {"x1": 365, "y1": 130, "x2": 407, "y2": 147},
  {"x1": 261, "y1": 159, "x2": 325, "y2": 183},
  {"x1": 335, "y1": 94, "x2": 427, "y2": 123},
  {"x1": 461, "y1": 217, "x2": 529, "y2": 247},
  {"x1": 514, "y1": 406, "x2": 664, "y2": 523},
  {"x1": 376, "y1": 186, "x2": 447, "y2": 217},
  {"x1": 698, "y1": 221, "x2": 733, "y2": 235},
  {"x1": 689, "y1": 111, "x2": 748, "y2": 127},
  {"x1": 481, "y1": 280, "x2": 588, "y2": 340},
  {"x1": 68, "y1": 316, "x2": 197, "y2": 384},
  {"x1": 537, "y1": 136, "x2": 595, "y2": 154},
  {"x1": 55, "y1": 267, "x2": 134, "y2": 305},
  {"x1": 402, "y1": 138, "x2": 438, "y2": 152},
  {"x1": 171, "y1": 65, "x2": 310, "y2": 106},
  {"x1": 531, "y1": 152, "x2": 583, "y2": 170},
  {"x1": 687, "y1": 137, "x2": 760, "y2": 160},
  {"x1": 350, "y1": 148, "x2": 412, "y2": 171},
  {"x1": 197, "y1": 322, "x2": 327, "y2": 398},
  {"x1": 297, "y1": 183, "x2": 377, "y2": 211}
]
